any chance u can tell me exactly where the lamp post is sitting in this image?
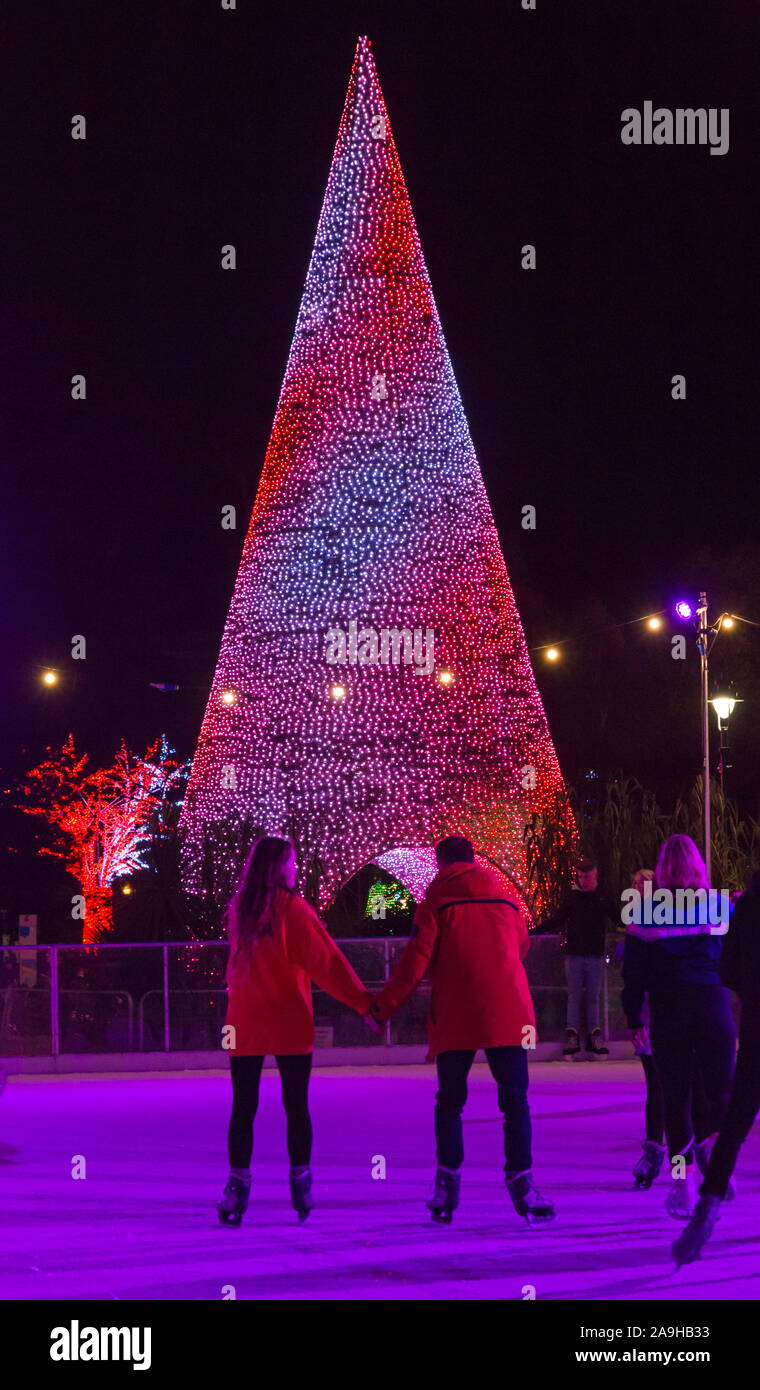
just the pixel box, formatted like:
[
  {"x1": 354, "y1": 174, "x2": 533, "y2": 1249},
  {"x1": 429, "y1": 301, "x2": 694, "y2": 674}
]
[
  {"x1": 675, "y1": 596, "x2": 740, "y2": 884},
  {"x1": 710, "y1": 691, "x2": 742, "y2": 798},
  {"x1": 696, "y1": 593, "x2": 711, "y2": 884}
]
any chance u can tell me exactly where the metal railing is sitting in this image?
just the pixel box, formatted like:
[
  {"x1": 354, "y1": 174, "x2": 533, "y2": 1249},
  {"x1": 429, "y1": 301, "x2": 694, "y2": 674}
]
[{"x1": 0, "y1": 935, "x2": 624, "y2": 1058}]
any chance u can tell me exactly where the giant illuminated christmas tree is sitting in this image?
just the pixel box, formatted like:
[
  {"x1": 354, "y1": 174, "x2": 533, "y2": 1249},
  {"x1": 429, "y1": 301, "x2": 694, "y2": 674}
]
[{"x1": 179, "y1": 36, "x2": 568, "y2": 916}]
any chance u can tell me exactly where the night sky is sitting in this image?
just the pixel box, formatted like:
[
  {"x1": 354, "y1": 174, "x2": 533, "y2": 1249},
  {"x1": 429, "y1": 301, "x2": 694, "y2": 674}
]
[{"x1": 3, "y1": 0, "x2": 759, "y2": 833}]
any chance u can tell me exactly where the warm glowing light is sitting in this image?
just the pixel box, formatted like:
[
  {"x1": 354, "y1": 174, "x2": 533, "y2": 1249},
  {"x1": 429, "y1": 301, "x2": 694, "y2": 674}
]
[
  {"x1": 722, "y1": 615, "x2": 734, "y2": 630},
  {"x1": 545, "y1": 648, "x2": 560, "y2": 662},
  {"x1": 178, "y1": 36, "x2": 569, "y2": 919},
  {"x1": 121, "y1": 883, "x2": 132, "y2": 895},
  {"x1": 647, "y1": 616, "x2": 661, "y2": 630},
  {"x1": 42, "y1": 670, "x2": 58, "y2": 686},
  {"x1": 711, "y1": 693, "x2": 740, "y2": 723},
  {"x1": 221, "y1": 690, "x2": 236, "y2": 706},
  {"x1": 675, "y1": 601, "x2": 693, "y2": 621}
]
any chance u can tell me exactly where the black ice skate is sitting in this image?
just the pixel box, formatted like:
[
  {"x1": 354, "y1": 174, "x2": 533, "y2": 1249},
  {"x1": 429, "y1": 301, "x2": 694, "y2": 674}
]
[
  {"x1": 562, "y1": 1026, "x2": 580, "y2": 1060},
  {"x1": 216, "y1": 1174, "x2": 251, "y2": 1226},
  {"x1": 672, "y1": 1193, "x2": 722, "y2": 1268},
  {"x1": 289, "y1": 1167, "x2": 315, "y2": 1223},
  {"x1": 427, "y1": 1167, "x2": 461, "y2": 1224},
  {"x1": 633, "y1": 1140, "x2": 666, "y2": 1189},
  {"x1": 695, "y1": 1139, "x2": 736, "y2": 1202},
  {"x1": 505, "y1": 1170, "x2": 556, "y2": 1225},
  {"x1": 586, "y1": 1028, "x2": 609, "y2": 1057}
]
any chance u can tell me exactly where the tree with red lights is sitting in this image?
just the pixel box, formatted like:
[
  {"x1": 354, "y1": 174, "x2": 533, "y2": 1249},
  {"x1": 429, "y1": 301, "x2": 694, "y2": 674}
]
[{"x1": 19, "y1": 735, "x2": 188, "y2": 942}]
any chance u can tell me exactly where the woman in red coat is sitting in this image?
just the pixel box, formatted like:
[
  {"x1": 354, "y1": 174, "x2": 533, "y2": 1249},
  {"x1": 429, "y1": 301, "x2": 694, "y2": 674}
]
[
  {"x1": 217, "y1": 836, "x2": 373, "y2": 1225},
  {"x1": 369, "y1": 835, "x2": 555, "y2": 1225}
]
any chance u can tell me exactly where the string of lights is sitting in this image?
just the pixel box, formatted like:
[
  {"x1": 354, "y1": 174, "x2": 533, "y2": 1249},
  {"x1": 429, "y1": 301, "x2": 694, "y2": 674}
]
[{"x1": 531, "y1": 605, "x2": 753, "y2": 663}]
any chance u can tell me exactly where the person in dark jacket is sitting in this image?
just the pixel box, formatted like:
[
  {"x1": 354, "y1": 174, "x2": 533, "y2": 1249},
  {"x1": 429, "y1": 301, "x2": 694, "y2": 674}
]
[
  {"x1": 368, "y1": 835, "x2": 555, "y2": 1226},
  {"x1": 623, "y1": 867, "x2": 711, "y2": 1191},
  {"x1": 674, "y1": 869, "x2": 760, "y2": 1264},
  {"x1": 545, "y1": 858, "x2": 618, "y2": 1058},
  {"x1": 621, "y1": 834, "x2": 736, "y2": 1221}
]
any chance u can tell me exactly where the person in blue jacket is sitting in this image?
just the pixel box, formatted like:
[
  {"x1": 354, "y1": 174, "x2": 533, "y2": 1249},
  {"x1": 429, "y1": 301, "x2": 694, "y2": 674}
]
[
  {"x1": 674, "y1": 869, "x2": 760, "y2": 1264},
  {"x1": 621, "y1": 834, "x2": 736, "y2": 1219}
]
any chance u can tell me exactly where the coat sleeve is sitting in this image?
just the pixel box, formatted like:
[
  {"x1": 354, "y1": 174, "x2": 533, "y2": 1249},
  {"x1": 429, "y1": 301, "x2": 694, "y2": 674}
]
[
  {"x1": 286, "y1": 906, "x2": 373, "y2": 1014},
  {"x1": 541, "y1": 895, "x2": 571, "y2": 933},
  {"x1": 621, "y1": 931, "x2": 649, "y2": 1029},
  {"x1": 719, "y1": 902, "x2": 743, "y2": 994},
  {"x1": 371, "y1": 900, "x2": 440, "y2": 1021},
  {"x1": 517, "y1": 911, "x2": 531, "y2": 961}
]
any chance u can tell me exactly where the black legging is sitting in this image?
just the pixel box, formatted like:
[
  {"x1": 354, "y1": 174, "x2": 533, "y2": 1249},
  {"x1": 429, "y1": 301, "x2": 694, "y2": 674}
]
[
  {"x1": 701, "y1": 1041, "x2": 760, "y2": 1198},
  {"x1": 639, "y1": 1051, "x2": 711, "y2": 1145},
  {"x1": 228, "y1": 1054, "x2": 313, "y2": 1169},
  {"x1": 650, "y1": 983, "x2": 736, "y2": 1162}
]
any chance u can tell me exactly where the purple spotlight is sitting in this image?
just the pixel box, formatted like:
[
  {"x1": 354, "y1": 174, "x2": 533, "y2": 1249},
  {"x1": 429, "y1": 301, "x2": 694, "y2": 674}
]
[{"x1": 675, "y1": 601, "x2": 693, "y2": 620}]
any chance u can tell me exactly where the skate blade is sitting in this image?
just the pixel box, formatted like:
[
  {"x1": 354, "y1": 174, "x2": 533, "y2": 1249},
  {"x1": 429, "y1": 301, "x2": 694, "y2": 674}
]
[
  {"x1": 218, "y1": 1211, "x2": 242, "y2": 1226},
  {"x1": 525, "y1": 1211, "x2": 556, "y2": 1225},
  {"x1": 430, "y1": 1209, "x2": 453, "y2": 1224}
]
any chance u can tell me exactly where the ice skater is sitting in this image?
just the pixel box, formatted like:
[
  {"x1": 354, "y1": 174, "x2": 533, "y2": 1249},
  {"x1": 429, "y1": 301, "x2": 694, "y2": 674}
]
[
  {"x1": 367, "y1": 835, "x2": 555, "y2": 1226},
  {"x1": 674, "y1": 869, "x2": 760, "y2": 1265},
  {"x1": 622, "y1": 867, "x2": 711, "y2": 1191},
  {"x1": 544, "y1": 857, "x2": 617, "y2": 1059},
  {"x1": 622, "y1": 834, "x2": 736, "y2": 1219},
  {"x1": 217, "y1": 835, "x2": 374, "y2": 1225}
]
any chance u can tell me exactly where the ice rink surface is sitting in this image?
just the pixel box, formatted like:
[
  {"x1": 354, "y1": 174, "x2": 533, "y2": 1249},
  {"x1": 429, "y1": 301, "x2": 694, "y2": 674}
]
[{"x1": 1, "y1": 1060, "x2": 758, "y2": 1301}]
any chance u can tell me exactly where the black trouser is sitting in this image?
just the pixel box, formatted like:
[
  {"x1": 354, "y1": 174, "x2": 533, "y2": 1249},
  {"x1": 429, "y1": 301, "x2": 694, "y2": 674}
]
[
  {"x1": 228, "y1": 1054, "x2": 312, "y2": 1169},
  {"x1": 639, "y1": 1054, "x2": 666, "y2": 1143},
  {"x1": 649, "y1": 984, "x2": 736, "y2": 1163},
  {"x1": 639, "y1": 1052, "x2": 710, "y2": 1145},
  {"x1": 701, "y1": 1040, "x2": 760, "y2": 1198},
  {"x1": 434, "y1": 1047, "x2": 532, "y2": 1173}
]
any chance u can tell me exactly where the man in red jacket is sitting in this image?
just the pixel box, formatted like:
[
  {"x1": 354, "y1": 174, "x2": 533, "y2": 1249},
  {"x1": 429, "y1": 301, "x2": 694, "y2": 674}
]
[{"x1": 369, "y1": 836, "x2": 555, "y2": 1225}]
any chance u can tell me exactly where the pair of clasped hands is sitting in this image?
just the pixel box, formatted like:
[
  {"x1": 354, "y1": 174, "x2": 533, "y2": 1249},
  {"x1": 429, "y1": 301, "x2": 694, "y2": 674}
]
[{"x1": 363, "y1": 997, "x2": 384, "y2": 1035}]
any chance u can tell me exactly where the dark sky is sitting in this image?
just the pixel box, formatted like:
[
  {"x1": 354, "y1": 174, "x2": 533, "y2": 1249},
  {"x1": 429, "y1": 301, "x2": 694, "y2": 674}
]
[{"x1": 3, "y1": 0, "x2": 759, "y2": 805}]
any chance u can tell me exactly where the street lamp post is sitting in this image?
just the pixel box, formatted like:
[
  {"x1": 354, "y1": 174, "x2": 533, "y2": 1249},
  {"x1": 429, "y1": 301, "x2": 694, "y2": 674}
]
[
  {"x1": 710, "y1": 692, "x2": 741, "y2": 799},
  {"x1": 696, "y1": 593, "x2": 711, "y2": 884}
]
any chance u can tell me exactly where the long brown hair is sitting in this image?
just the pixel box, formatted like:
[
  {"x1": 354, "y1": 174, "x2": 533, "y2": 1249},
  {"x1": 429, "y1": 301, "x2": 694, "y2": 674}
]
[{"x1": 227, "y1": 836, "x2": 295, "y2": 966}]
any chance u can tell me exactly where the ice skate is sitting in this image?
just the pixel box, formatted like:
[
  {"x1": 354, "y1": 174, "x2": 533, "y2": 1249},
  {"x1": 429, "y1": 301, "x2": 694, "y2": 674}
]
[
  {"x1": 216, "y1": 1173, "x2": 251, "y2": 1226},
  {"x1": 562, "y1": 1026, "x2": 580, "y2": 1060},
  {"x1": 289, "y1": 1167, "x2": 315, "y2": 1223},
  {"x1": 695, "y1": 1138, "x2": 736, "y2": 1202},
  {"x1": 633, "y1": 1140, "x2": 666, "y2": 1189},
  {"x1": 427, "y1": 1167, "x2": 461, "y2": 1224},
  {"x1": 665, "y1": 1166, "x2": 696, "y2": 1219},
  {"x1": 505, "y1": 1170, "x2": 556, "y2": 1225},
  {"x1": 586, "y1": 1028, "x2": 609, "y2": 1057},
  {"x1": 672, "y1": 1193, "x2": 722, "y2": 1268}
]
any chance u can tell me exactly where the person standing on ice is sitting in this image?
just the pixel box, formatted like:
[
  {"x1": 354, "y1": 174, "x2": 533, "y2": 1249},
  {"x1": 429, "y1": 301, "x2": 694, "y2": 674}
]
[
  {"x1": 673, "y1": 869, "x2": 760, "y2": 1265},
  {"x1": 217, "y1": 835, "x2": 374, "y2": 1226},
  {"x1": 622, "y1": 867, "x2": 711, "y2": 1192},
  {"x1": 543, "y1": 857, "x2": 617, "y2": 1059},
  {"x1": 367, "y1": 835, "x2": 555, "y2": 1226},
  {"x1": 622, "y1": 834, "x2": 736, "y2": 1220}
]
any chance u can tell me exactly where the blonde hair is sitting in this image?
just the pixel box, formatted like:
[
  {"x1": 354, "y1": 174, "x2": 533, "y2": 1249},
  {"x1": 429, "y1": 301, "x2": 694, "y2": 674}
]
[
  {"x1": 631, "y1": 868, "x2": 654, "y2": 891},
  {"x1": 654, "y1": 834, "x2": 709, "y2": 893}
]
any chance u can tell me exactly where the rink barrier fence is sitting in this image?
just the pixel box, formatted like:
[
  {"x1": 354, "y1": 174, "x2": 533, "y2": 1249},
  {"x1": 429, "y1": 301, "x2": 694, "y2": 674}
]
[{"x1": 0, "y1": 934, "x2": 629, "y2": 1066}]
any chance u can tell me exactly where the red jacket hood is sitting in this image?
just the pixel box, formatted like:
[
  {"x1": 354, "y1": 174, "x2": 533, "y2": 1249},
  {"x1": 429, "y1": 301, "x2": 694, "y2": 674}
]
[{"x1": 425, "y1": 862, "x2": 517, "y2": 906}]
